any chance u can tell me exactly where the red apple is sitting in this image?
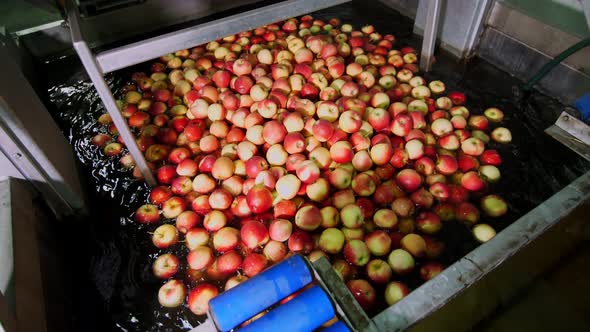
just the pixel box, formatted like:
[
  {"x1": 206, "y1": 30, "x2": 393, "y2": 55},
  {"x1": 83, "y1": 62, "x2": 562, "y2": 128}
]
[
  {"x1": 346, "y1": 279, "x2": 376, "y2": 310},
  {"x1": 242, "y1": 253, "x2": 268, "y2": 277},
  {"x1": 153, "y1": 253, "x2": 179, "y2": 279},
  {"x1": 366, "y1": 259, "x2": 393, "y2": 284},
  {"x1": 188, "y1": 283, "x2": 219, "y2": 315},
  {"x1": 158, "y1": 279, "x2": 186, "y2": 308}
]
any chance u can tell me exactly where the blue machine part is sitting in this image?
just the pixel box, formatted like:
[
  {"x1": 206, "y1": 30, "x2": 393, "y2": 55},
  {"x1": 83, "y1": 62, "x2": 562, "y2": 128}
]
[
  {"x1": 322, "y1": 321, "x2": 351, "y2": 332},
  {"x1": 575, "y1": 93, "x2": 590, "y2": 121},
  {"x1": 209, "y1": 255, "x2": 313, "y2": 331},
  {"x1": 238, "y1": 285, "x2": 336, "y2": 332}
]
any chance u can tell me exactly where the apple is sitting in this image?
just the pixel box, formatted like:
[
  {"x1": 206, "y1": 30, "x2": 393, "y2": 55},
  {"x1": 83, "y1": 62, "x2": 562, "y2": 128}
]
[
  {"x1": 369, "y1": 142, "x2": 394, "y2": 166},
  {"x1": 340, "y1": 204, "x2": 364, "y2": 229},
  {"x1": 225, "y1": 275, "x2": 249, "y2": 291},
  {"x1": 188, "y1": 283, "x2": 219, "y2": 315},
  {"x1": 396, "y1": 169, "x2": 423, "y2": 193},
  {"x1": 384, "y1": 281, "x2": 409, "y2": 306},
  {"x1": 455, "y1": 202, "x2": 480, "y2": 225},
  {"x1": 306, "y1": 177, "x2": 330, "y2": 202},
  {"x1": 296, "y1": 160, "x2": 321, "y2": 184},
  {"x1": 391, "y1": 197, "x2": 415, "y2": 218},
  {"x1": 152, "y1": 224, "x2": 178, "y2": 249},
  {"x1": 483, "y1": 107, "x2": 504, "y2": 122},
  {"x1": 295, "y1": 205, "x2": 322, "y2": 231},
  {"x1": 158, "y1": 279, "x2": 186, "y2": 308},
  {"x1": 461, "y1": 137, "x2": 485, "y2": 156},
  {"x1": 416, "y1": 212, "x2": 442, "y2": 235},
  {"x1": 243, "y1": 253, "x2": 268, "y2": 277},
  {"x1": 162, "y1": 197, "x2": 187, "y2": 219},
  {"x1": 263, "y1": 240, "x2": 288, "y2": 262},
  {"x1": 269, "y1": 218, "x2": 293, "y2": 242},
  {"x1": 481, "y1": 194, "x2": 508, "y2": 217},
  {"x1": 346, "y1": 279, "x2": 376, "y2": 310},
  {"x1": 400, "y1": 233, "x2": 426, "y2": 258},
  {"x1": 387, "y1": 249, "x2": 414, "y2": 274},
  {"x1": 473, "y1": 223, "x2": 496, "y2": 243},
  {"x1": 330, "y1": 141, "x2": 354, "y2": 164},
  {"x1": 351, "y1": 173, "x2": 377, "y2": 197},
  {"x1": 246, "y1": 185, "x2": 273, "y2": 214},
  {"x1": 153, "y1": 253, "x2": 179, "y2": 279},
  {"x1": 241, "y1": 220, "x2": 270, "y2": 249},
  {"x1": 319, "y1": 228, "x2": 346, "y2": 254},
  {"x1": 203, "y1": 210, "x2": 227, "y2": 232},
  {"x1": 343, "y1": 239, "x2": 370, "y2": 266},
  {"x1": 365, "y1": 230, "x2": 392, "y2": 256},
  {"x1": 217, "y1": 250, "x2": 243, "y2": 274},
  {"x1": 480, "y1": 149, "x2": 502, "y2": 166},
  {"x1": 185, "y1": 227, "x2": 210, "y2": 250},
  {"x1": 213, "y1": 227, "x2": 240, "y2": 252},
  {"x1": 491, "y1": 127, "x2": 512, "y2": 143},
  {"x1": 288, "y1": 230, "x2": 314, "y2": 254},
  {"x1": 187, "y1": 246, "x2": 215, "y2": 270},
  {"x1": 366, "y1": 259, "x2": 392, "y2": 284},
  {"x1": 461, "y1": 171, "x2": 486, "y2": 191},
  {"x1": 339, "y1": 110, "x2": 363, "y2": 133},
  {"x1": 134, "y1": 204, "x2": 160, "y2": 224}
]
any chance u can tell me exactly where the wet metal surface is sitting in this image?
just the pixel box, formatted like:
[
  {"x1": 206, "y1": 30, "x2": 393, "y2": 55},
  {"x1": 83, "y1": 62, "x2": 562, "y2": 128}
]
[{"x1": 40, "y1": 1, "x2": 590, "y2": 331}]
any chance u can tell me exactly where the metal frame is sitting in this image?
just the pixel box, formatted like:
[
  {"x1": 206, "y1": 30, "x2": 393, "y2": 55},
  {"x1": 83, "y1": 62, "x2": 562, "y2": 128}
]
[{"x1": 66, "y1": 0, "x2": 351, "y2": 186}]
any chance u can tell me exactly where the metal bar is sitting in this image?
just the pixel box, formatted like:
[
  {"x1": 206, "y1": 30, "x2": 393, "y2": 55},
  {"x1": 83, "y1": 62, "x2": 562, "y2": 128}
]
[
  {"x1": 372, "y1": 169, "x2": 590, "y2": 331},
  {"x1": 11, "y1": 20, "x2": 65, "y2": 37},
  {"x1": 74, "y1": 42, "x2": 157, "y2": 186},
  {"x1": 95, "y1": 0, "x2": 351, "y2": 74},
  {"x1": 419, "y1": 0, "x2": 441, "y2": 72},
  {"x1": 554, "y1": 111, "x2": 590, "y2": 145},
  {"x1": 66, "y1": 0, "x2": 157, "y2": 186}
]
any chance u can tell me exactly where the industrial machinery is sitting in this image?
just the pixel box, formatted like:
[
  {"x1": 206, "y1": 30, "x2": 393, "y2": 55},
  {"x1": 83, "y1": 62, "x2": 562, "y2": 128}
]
[{"x1": 1, "y1": 0, "x2": 589, "y2": 331}]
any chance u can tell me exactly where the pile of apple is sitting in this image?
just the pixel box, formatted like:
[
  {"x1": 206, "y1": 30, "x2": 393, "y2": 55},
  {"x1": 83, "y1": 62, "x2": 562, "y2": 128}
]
[{"x1": 91, "y1": 15, "x2": 512, "y2": 321}]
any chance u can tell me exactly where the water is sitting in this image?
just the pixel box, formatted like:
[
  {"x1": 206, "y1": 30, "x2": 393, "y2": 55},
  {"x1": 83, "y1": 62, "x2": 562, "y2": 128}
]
[{"x1": 42, "y1": 1, "x2": 589, "y2": 330}]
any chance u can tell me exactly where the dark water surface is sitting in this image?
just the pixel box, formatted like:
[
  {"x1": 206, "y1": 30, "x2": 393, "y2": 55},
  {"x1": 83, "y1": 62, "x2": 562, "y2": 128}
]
[{"x1": 42, "y1": 1, "x2": 589, "y2": 331}]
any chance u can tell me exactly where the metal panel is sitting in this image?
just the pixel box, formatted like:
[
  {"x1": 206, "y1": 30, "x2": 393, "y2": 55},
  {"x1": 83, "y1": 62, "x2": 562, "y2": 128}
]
[
  {"x1": 414, "y1": 0, "x2": 492, "y2": 58},
  {"x1": 477, "y1": 27, "x2": 590, "y2": 104},
  {"x1": 372, "y1": 170, "x2": 590, "y2": 331},
  {"x1": 487, "y1": 1, "x2": 590, "y2": 72},
  {"x1": 95, "y1": 0, "x2": 351, "y2": 74}
]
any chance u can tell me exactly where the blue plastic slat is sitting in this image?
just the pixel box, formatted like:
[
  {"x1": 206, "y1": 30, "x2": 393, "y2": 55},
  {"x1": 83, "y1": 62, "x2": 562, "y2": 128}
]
[
  {"x1": 239, "y1": 285, "x2": 336, "y2": 332},
  {"x1": 209, "y1": 255, "x2": 313, "y2": 331}
]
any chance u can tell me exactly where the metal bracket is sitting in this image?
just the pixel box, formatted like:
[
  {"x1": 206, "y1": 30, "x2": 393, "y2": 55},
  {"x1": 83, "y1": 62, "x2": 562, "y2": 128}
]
[
  {"x1": 419, "y1": 0, "x2": 442, "y2": 72},
  {"x1": 545, "y1": 111, "x2": 590, "y2": 161}
]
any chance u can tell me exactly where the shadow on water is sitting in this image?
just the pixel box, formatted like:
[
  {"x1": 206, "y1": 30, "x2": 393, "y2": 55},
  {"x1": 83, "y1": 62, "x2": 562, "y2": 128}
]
[{"x1": 40, "y1": 1, "x2": 589, "y2": 330}]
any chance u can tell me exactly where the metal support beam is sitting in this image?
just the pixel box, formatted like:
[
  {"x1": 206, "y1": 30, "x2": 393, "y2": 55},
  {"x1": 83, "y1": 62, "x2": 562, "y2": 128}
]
[
  {"x1": 420, "y1": 0, "x2": 441, "y2": 72},
  {"x1": 95, "y1": 0, "x2": 350, "y2": 74},
  {"x1": 66, "y1": 0, "x2": 157, "y2": 186}
]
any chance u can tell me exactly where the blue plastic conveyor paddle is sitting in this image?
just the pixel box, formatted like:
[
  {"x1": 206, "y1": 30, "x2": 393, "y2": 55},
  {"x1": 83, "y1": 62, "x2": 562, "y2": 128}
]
[
  {"x1": 208, "y1": 254, "x2": 313, "y2": 331},
  {"x1": 238, "y1": 285, "x2": 336, "y2": 332}
]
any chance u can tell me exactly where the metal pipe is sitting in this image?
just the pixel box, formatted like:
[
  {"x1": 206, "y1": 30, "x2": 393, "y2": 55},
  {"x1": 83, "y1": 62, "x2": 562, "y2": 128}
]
[
  {"x1": 95, "y1": 0, "x2": 351, "y2": 74},
  {"x1": 419, "y1": 0, "x2": 442, "y2": 72},
  {"x1": 66, "y1": 0, "x2": 157, "y2": 186}
]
